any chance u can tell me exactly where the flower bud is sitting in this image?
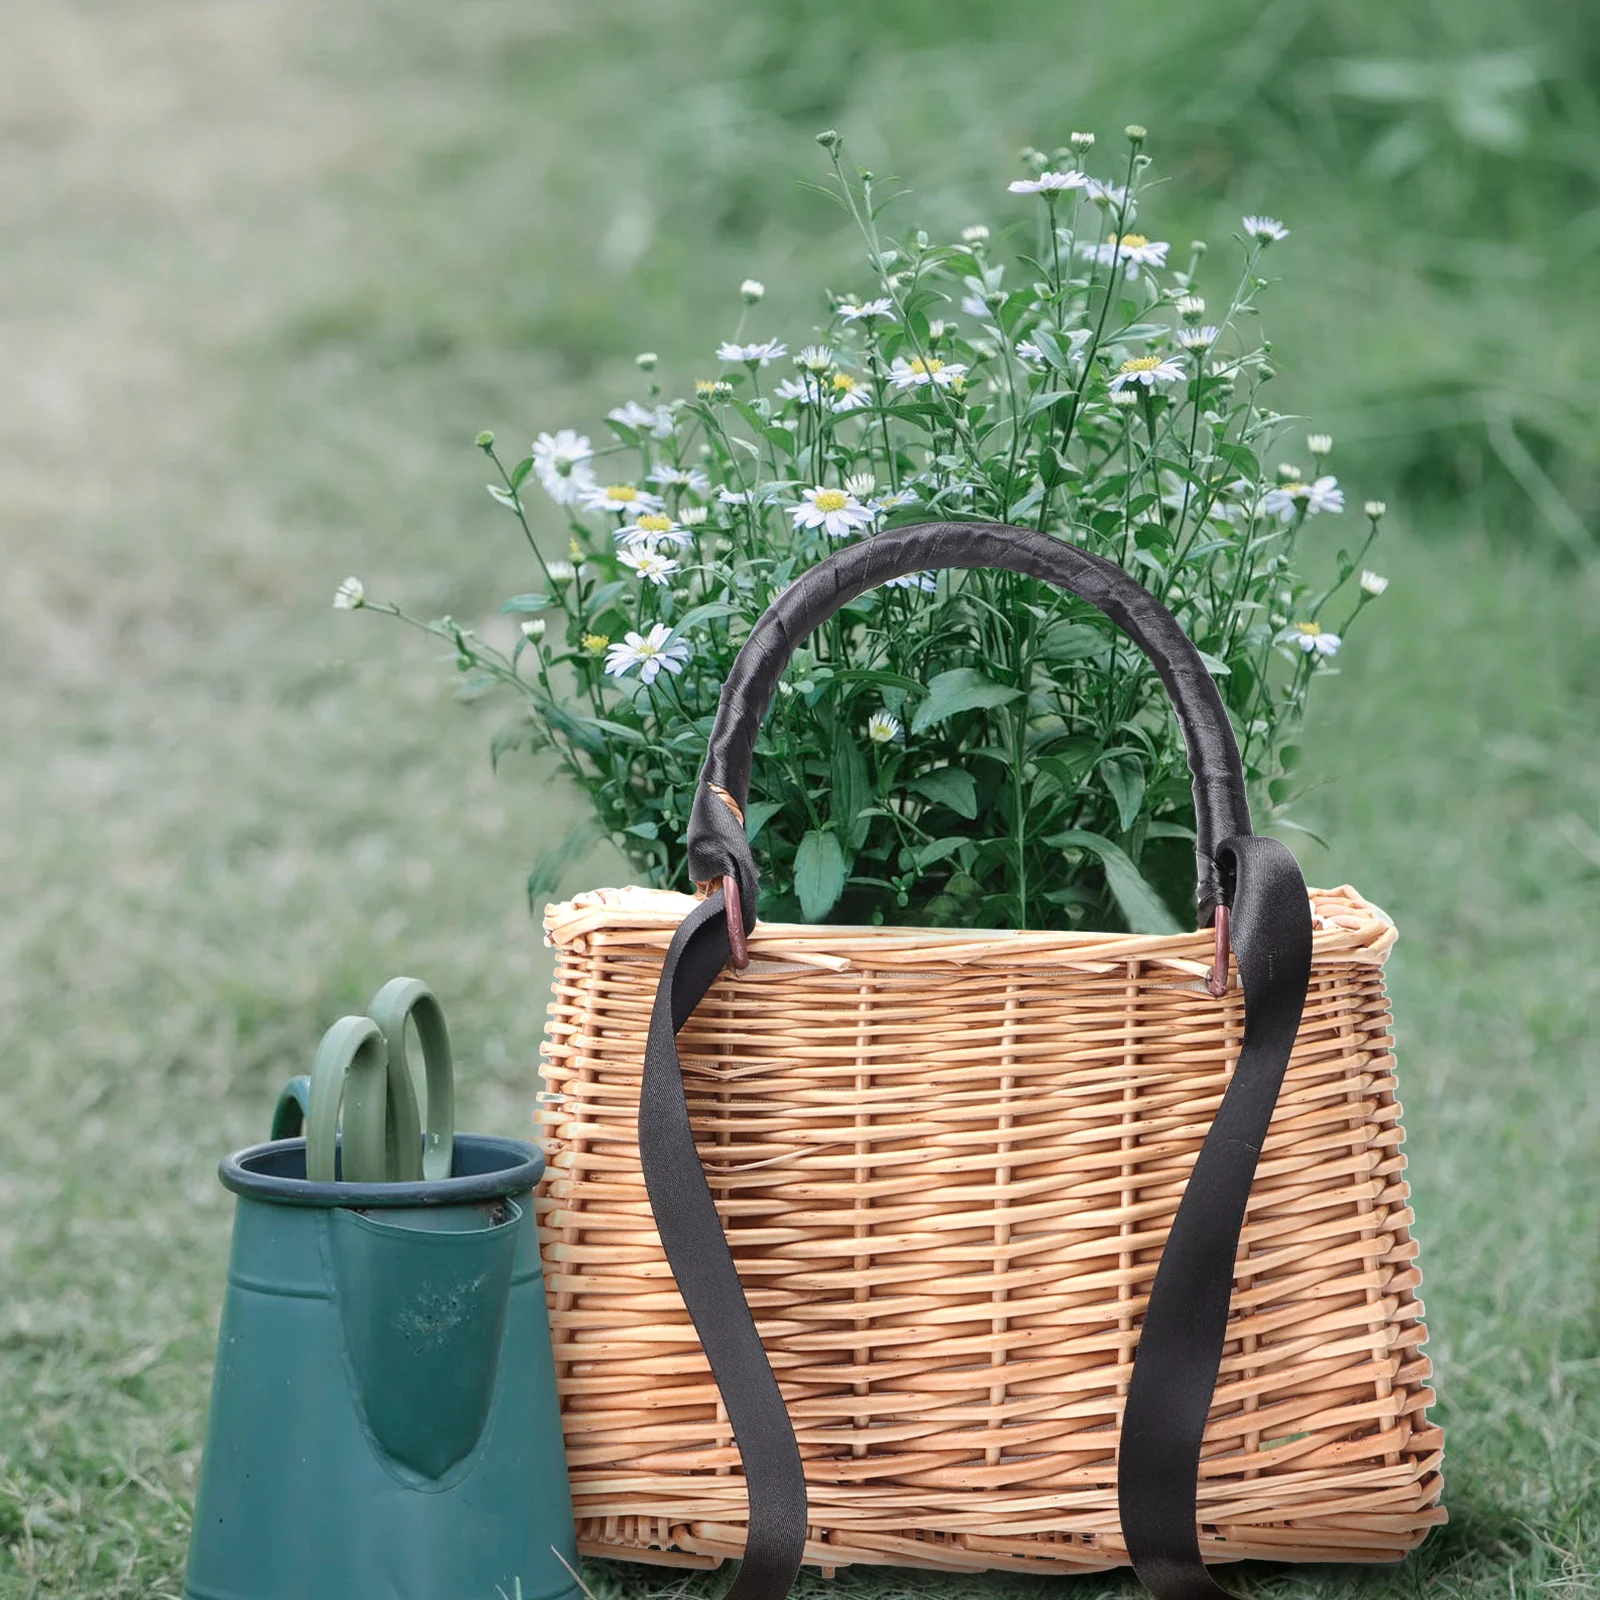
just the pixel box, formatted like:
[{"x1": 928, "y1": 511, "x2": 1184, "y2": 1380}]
[
  {"x1": 815, "y1": 128, "x2": 842, "y2": 151},
  {"x1": 635, "y1": 351, "x2": 658, "y2": 370},
  {"x1": 1306, "y1": 433, "x2": 1332, "y2": 457},
  {"x1": 1176, "y1": 294, "x2": 1205, "y2": 321},
  {"x1": 1364, "y1": 500, "x2": 1387, "y2": 520},
  {"x1": 962, "y1": 224, "x2": 990, "y2": 243},
  {"x1": 1070, "y1": 131, "x2": 1095, "y2": 151},
  {"x1": 740, "y1": 279, "x2": 765, "y2": 303},
  {"x1": 1124, "y1": 123, "x2": 1147, "y2": 144},
  {"x1": 521, "y1": 617, "x2": 546, "y2": 639},
  {"x1": 474, "y1": 430, "x2": 495, "y2": 450},
  {"x1": 1360, "y1": 570, "x2": 1389, "y2": 596},
  {"x1": 333, "y1": 576, "x2": 365, "y2": 610}
]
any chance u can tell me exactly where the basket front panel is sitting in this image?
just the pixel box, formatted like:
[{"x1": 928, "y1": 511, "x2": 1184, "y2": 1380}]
[{"x1": 537, "y1": 898, "x2": 1442, "y2": 1575}]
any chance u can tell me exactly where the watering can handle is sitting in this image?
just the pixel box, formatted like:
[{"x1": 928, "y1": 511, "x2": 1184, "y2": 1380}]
[{"x1": 273, "y1": 978, "x2": 458, "y2": 1185}]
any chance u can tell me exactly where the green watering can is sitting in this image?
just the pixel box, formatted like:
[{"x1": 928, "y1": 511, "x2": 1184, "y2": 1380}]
[{"x1": 186, "y1": 979, "x2": 581, "y2": 1600}]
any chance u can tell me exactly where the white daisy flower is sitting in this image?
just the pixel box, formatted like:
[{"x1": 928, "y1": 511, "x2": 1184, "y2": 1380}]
[
  {"x1": 679, "y1": 506, "x2": 709, "y2": 527},
  {"x1": 1360, "y1": 570, "x2": 1389, "y2": 596},
  {"x1": 1070, "y1": 131, "x2": 1096, "y2": 151},
  {"x1": 1175, "y1": 294, "x2": 1206, "y2": 320},
  {"x1": 740, "y1": 278, "x2": 765, "y2": 302},
  {"x1": 582, "y1": 482, "x2": 664, "y2": 515},
  {"x1": 545, "y1": 560, "x2": 576, "y2": 583},
  {"x1": 829, "y1": 371, "x2": 872, "y2": 412},
  {"x1": 837, "y1": 297, "x2": 897, "y2": 324},
  {"x1": 1109, "y1": 354, "x2": 1187, "y2": 392},
  {"x1": 844, "y1": 471, "x2": 876, "y2": 498},
  {"x1": 796, "y1": 344, "x2": 834, "y2": 373},
  {"x1": 616, "y1": 512, "x2": 694, "y2": 551},
  {"x1": 1242, "y1": 215, "x2": 1290, "y2": 243},
  {"x1": 872, "y1": 489, "x2": 920, "y2": 512},
  {"x1": 961, "y1": 288, "x2": 1002, "y2": 319},
  {"x1": 604, "y1": 623, "x2": 691, "y2": 685},
  {"x1": 1016, "y1": 339, "x2": 1045, "y2": 362},
  {"x1": 1263, "y1": 475, "x2": 1345, "y2": 521},
  {"x1": 962, "y1": 224, "x2": 990, "y2": 243},
  {"x1": 1109, "y1": 388, "x2": 1141, "y2": 408},
  {"x1": 1294, "y1": 623, "x2": 1341, "y2": 658},
  {"x1": 607, "y1": 400, "x2": 676, "y2": 439},
  {"x1": 716, "y1": 338, "x2": 787, "y2": 366},
  {"x1": 648, "y1": 465, "x2": 711, "y2": 493},
  {"x1": 772, "y1": 376, "x2": 816, "y2": 405},
  {"x1": 1364, "y1": 500, "x2": 1387, "y2": 520},
  {"x1": 531, "y1": 429, "x2": 595, "y2": 505},
  {"x1": 619, "y1": 548, "x2": 680, "y2": 586},
  {"x1": 1079, "y1": 232, "x2": 1169, "y2": 278},
  {"x1": 1008, "y1": 170, "x2": 1090, "y2": 196},
  {"x1": 792, "y1": 486, "x2": 876, "y2": 539},
  {"x1": 885, "y1": 571, "x2": 937, "y2": 593},
  {"x1": 867, "y1": 711, "x2": 903, "y2": 743},
  {"x1": 888, "y1": 355, "x2": 969, "y2": 390},
  {"x1": 1306, "y1": 433, "x2": 1333, "y2": 457},
  {"x1": 333, "y1": 576, "x2": 364, "y2": 610},
  {"x1": 718, "y1": 486, "x2": 754, "y2": 506},
  {"x1": 521, "y1": 617, "x2": 546, "y2": 639},
  {"x1": 1178, "y1": 325, "x2": 1220, "y2": 351}
]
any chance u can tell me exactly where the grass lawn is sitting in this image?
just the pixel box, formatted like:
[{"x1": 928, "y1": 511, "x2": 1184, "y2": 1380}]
[{"x1": 1, "y1": 2, "x2": 1595, "y2": 1597}]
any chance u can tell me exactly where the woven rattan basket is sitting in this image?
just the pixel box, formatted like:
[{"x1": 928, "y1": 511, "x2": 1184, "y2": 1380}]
[
  {"x1": 537, "y1": 883, "x2": 1442, "y2": 1575},
  {"x1": 532, "y1": 521, "x2": 1443, "y2": 1596}
]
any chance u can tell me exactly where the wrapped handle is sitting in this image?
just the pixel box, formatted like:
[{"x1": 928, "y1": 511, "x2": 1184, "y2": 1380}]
[{"x1": 686, "y1": 519, "x2": 1251, "y2": 930}]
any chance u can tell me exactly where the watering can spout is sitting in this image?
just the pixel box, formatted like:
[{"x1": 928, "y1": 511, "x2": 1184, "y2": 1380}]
[{"x1": 328, "y1": 1199, "x2": 521, "y2": 1481}]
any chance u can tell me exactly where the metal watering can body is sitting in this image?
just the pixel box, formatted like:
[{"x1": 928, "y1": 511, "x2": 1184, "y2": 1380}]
[{"x1": 186, "y1": 983, "x2": 580, "y2": 1600}]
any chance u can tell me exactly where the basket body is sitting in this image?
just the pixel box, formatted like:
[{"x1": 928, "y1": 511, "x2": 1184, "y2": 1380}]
[{"x1": 536, "y1": 885, "x2": 1442, "y2": 1577}]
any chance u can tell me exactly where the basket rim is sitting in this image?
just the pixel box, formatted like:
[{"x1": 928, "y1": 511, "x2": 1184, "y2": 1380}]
[{"x1": 543, "y1": 882, "x2": 1395, "y2": 971}]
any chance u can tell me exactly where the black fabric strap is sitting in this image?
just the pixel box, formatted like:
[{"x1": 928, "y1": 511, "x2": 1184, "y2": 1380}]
[
  {"x1": 638, "y1": 836, "x2": 1313, "y2": 1600},
  {"x1": 638, "y1": 890, "x2": 809, "y2": 1598},
  {"x1": 1117, "y1": 834, "x2": 1313, "y2": 1597}
]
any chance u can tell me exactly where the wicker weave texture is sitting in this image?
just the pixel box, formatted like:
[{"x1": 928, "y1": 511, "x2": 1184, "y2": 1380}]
[{"x1": 537, "y1": 886, "x2": 1443, "y2": 1576}]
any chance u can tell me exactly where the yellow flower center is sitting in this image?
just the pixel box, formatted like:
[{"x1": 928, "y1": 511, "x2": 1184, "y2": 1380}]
[
  {"x1": 603, "y1": 485, "x2": 639, "y2": 502},
  {"x1": 637, "y1": 638, "x2": 662, "y2": 657},
  {"x1": 1120, "y1": 356, "x2": 1164, "y2": 373},
  {"x1": 695, "y1": 378, "x2": 716, "y2": 394},
  {"x1": 1295, "y1": 621, "x2": 1321, "y2": 635},
  {"x1": 908, "y1": 356, "x2": 944, "y2": 375},
  {"x1": 1113, "y1": 233, "x2": 1149, "y2": 248},
  {"x1": 813, "y1": 490, "x2": 849, "y2": 513},
  {"x1": 635, "y1": 513, "x2": 673, "y2": 532},
  {"x1": 1281, "y1": 482, "x2": 1308, "y2": 496},
  {"x1": 832, "y1": 373, "x2": 857, "y2": 392},
  {"x1": 582, "y1": 633, "x2": 609, "y2": 654}
]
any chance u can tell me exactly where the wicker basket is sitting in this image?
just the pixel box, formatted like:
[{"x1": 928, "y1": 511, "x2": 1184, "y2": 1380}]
[
  {"x1": 532, "y1": 522, "x2": 1443, "y2": 1596},
  {"x1": 537, "y1": 884, "x2": 1442, "y2": 1576}
]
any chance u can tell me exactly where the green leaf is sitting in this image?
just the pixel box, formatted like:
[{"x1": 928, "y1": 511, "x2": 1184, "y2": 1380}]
[
  {"x1": 674, "y1": 600, "x2": 742, "y2": 633},
  {"x1": 911, "y1": 835, "x2": 970, "y2": 871},
  {"x1": 1278, "y1": 744, "x2": 1303, "y2": 772},
  {"x1": 1196, "y1": 650, "x2": 1232, "y2": 677},
  {"x1": 1038, "y1": 621, "x2": 1104, "y2": 662},
  {"x1": 1268, "y1": 776, "x2": 1293, "y2": 804},
  {"x1": 743, "y1": 800, "x2": 783, "y2": 843},
  {"x1": 526, "y1": 819, "x2": 605, "y2": 908},
  {"x1": 1046, "y1": 830, "x2": 1182, "y2": 934},
  {"x1": 500, "y1": 593, "x2": 553, "y2": 614},
  {"x1": 910, "y1": 667, "x2": 1021, "y2": 735},
  {"x1": 1099, "y1": 753, "x2": 1147, "y2": 832},
  {"x1": 831, "y1": 736, "x2": 872, "y2": 850},
  {"x1": 509, "y1": 456, "x2": 536, "y2": 490},
  {"x1": 1056, "y1": 832, "x2": 1184, "y2": 934},
  {"x1": 906, "y1": 766, "x2": 978, "y2": 818},
  {"x1": 794, "y1": 829, "x2": 847, "y2": 921}
]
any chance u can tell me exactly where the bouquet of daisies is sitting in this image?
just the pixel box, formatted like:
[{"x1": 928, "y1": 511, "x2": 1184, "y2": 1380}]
[{"x1": 343, "y1": 125, "x2": 1389, "y2": 931}]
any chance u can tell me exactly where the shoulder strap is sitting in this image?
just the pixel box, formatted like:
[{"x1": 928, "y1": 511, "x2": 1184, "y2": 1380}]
[{"x1": 638, "y1": 835, "x2": 1312, "y2": 1600}]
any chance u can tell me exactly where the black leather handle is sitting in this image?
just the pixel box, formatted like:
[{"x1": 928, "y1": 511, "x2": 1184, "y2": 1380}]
[{"x1": 685, "y1": 520, "x2": 1251, "y2": 927}]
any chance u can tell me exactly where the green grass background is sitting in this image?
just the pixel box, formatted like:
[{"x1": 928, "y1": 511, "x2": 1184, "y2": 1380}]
[{"x1": 0, "y1": 2, "x2": 1595, "y2": 1596}]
